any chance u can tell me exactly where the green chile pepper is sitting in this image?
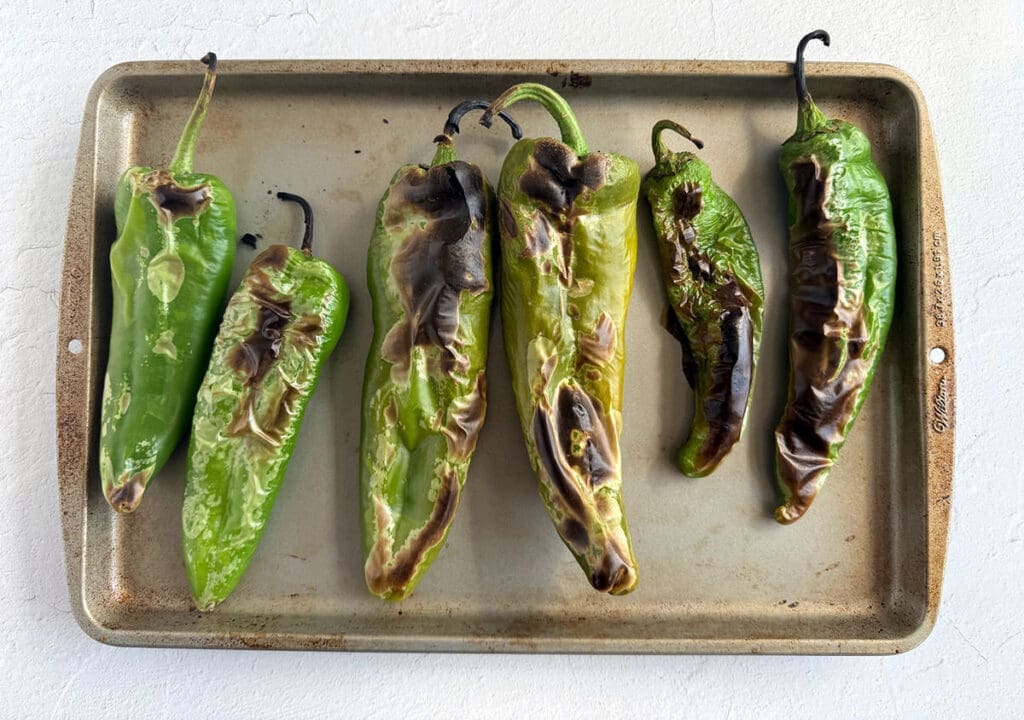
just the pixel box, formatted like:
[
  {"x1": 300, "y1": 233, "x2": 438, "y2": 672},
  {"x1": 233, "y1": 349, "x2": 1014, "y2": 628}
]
[
  {"x1": 183, "y1": 193, "x2": 349, "y2": 610},
  {"x1": 359, "y1": 101, "x2": 521, "y2": 600},
  {"x1": 99, "y1": 53, "x2": 236, "y2": 512},
  {"x1": 774, "y1": 31, "x2": 897, "y2": 523},
  {"x1": 642, "y1": 120, "x2": 764, "y2": 477},
  {"x1": 480, "y1": 83, "x2": 640, "y2": 595}
]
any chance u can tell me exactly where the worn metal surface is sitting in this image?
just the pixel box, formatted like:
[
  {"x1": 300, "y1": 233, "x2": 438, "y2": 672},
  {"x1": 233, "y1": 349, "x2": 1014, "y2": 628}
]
[{"x1": 56, "y1": 59, "x2": 954, "y2": 654}]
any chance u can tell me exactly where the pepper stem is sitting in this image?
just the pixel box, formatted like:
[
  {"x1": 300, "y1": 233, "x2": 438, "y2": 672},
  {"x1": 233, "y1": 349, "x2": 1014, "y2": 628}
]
[
  {"x1": 430, "y1": 99, "x2": 523, "y2": 167},
  {"x1": 794, "y1": 31, "x2": 830, "y2": 133},
  {"x1": 651, "y1": 119, "x2": 704, "y2": 162},
  {"x1": 169, "y1": 53, "x2": 217, "y2": 175},
  {"x1": 480, "y1": 83, "x2": 588, "y2": 156},
  {"x1": 277, "y1": 192, "x2": 314, "y2": 254}
]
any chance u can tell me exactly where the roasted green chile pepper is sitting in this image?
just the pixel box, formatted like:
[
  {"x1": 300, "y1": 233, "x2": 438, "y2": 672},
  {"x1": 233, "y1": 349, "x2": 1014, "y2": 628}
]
[
  {"x1": 183, "y1": 193, "x2": 349, "y2": 610},
  {"x1": 359, "y1": 101, "x2": 521, "y2": 600},
  {"x1": 642, "y1": 120, "x2": 764, "y2": 477},
  {"x1": 481, "y1": 83, "x2": 640, "y2": 594},
  {"x1": 774, "y1": 31, "x2": 897, "y2": 523},
  {"x1": 99, "y1": 53, "x2": 236, "y2": 512}
]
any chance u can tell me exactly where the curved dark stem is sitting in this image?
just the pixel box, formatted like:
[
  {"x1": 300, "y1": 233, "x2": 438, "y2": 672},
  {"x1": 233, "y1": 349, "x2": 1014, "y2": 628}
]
[
  {"x1": 442, "y1": 99, "x2": 522, "y2": 140},
  {"x1": 277, "y1": 192, "x2": 314, "y2": 253},
  {"x1": 201, "y1": 51, "x2": 217, "y2": 72},
  {"x1": 795, "y1": 30, "x2": 830, "y2": 103}
]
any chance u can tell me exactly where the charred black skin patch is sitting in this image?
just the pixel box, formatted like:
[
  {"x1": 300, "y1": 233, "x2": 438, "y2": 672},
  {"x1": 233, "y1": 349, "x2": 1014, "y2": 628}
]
[
  {"x1": 383, "y1": 161, "x2": 488, "y2": 374},
  {"x1": 224, "y1": 246, "x2": 322, "y2": 444},
  {"x1": 776, "y1": 158, "x2": 868, "y2": 511},
  {"x1": 518, "y1": 140, "x2": 608, "y2": 287},
  {"x1": 519, "y1": 139, "x2": 607, "y2": 215},
  {"x1": 665, "y1": 183, "x2": 756, "y2": 471},
  {"x1": 153, "y1": 182, "x2": 211, "y2": 221},
  {"x1": 531, "y1": 383, "x2": 619, "y2": 520},
  {"x1": 227, "y1": 292, "x2": 291, "y2": 386}
]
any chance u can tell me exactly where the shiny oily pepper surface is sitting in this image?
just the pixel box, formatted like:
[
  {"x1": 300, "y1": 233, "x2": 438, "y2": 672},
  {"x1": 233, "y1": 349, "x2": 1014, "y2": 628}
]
[
  {"x1": 99, "y1": 53, "x2": 236, "y2": 513},
  {"x1": 774, "y1": 31, "x2": 897, "y2": 524},
  {"x1": 359, "y1": 101, "x2": 522, "y2": 600},
  {"x1": 481, "y1": 83, "x2": 640, "y2": 595},
  {"x1": 642, "y1": 120, "x2": 764, "y2": 478},
  {"x1": 183, "y1": 193, "x2": 349, "y2": 611}
]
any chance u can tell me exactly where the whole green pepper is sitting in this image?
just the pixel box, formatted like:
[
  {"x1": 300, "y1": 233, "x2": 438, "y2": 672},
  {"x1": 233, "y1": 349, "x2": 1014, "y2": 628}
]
[
  {"x1": 183, "y1": 193, "x2": 349, "y2": 610},
  {"x1": 360, "y1": 101, "x2": 521, "y2": 600},
  {"x1": 99, "y1": 53, "x2": 236, "y2": 512},
  {"x1": 642, "y1": 120, "x2": 764, "y2": 477},
  {"x1": 774, "y1": 31, "x2": 897, "y2": 523},
  {"x1": 481, "y1": 83, "x2": 640, "y2": 595}
]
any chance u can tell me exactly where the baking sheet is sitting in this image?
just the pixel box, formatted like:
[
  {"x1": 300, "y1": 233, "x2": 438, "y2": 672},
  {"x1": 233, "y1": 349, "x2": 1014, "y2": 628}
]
[{"x1": 56, "y1": 59, "x2": 955, "y2": 653}]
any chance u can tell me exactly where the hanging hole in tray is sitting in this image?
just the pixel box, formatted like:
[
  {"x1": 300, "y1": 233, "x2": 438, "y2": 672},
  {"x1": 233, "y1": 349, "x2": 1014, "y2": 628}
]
[
  {"x1": 928, "y1": 346, "x2": 946, "y2": 364},
  {"x1": 68, "y1": 339, "x2": 83, "y2": 355}
]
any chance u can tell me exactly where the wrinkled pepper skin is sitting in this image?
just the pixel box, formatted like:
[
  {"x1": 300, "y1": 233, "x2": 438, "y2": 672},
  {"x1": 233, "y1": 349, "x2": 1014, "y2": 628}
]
[
  {"x1": 183, "y1": 193, "x2": 349, "y2": 610},
  {"x1": 482, "y1": 83, "x2": 640, "y2": 595},
  {"x1": 100, "y1": 53, "x2": 236, "y2": 513},
  {"x1": 642, "y1": 120, "x2": 764, "y2": 477},
  {"x1": 359, "y1": 102, "x2": 521, "y2": 600},
  {"x1": 774, "y1": 31, "x2": 897, "y2": 524}
]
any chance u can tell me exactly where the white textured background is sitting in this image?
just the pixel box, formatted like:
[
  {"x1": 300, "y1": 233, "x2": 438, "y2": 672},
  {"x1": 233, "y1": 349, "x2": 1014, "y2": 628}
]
[{"x1": 2, "y1": 0, "x2": 1021, "y2": 717}]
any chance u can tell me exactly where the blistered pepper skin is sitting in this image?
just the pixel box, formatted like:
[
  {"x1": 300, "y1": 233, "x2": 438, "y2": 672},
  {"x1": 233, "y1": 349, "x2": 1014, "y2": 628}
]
[
  {"x1": 482, "y1": 84, "x2": 640, "y2": 595},
  {"x1": 642, "y1": 121, "x2": 764, "y2": 477},
  {"x1": 183, "y1": 196, "x2": 349, "y2": 610},
  {"x1": 774, "y1": 31, "x2": 897, "y2": 523},
  {"x1": 99, "y1": 54, "x2": 236, "y2": 513},
  {"x1": 359, "y1": 102, "x2": 521, "y2": 600}
]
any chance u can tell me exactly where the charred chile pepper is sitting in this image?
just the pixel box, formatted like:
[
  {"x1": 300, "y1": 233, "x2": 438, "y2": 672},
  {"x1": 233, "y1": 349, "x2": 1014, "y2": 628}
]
[
  {"x1": 183, "y1": 193, "x2": 349, "y2": 610},
  {"x1": 481, "y1": 83, "x2": 640, "y2": 595},
  {"x1": 99, "y1": 53, "x2": 236, "y2": 512},
  {"x1": 642, "y1": 120, "x2": 764, "y2": 477},
  {"x1": 359, "y1": 101, "x2": 521, "y2": 600},
  {"x1": 774, "y1": 31, "x2": 897, "y2": 523}
]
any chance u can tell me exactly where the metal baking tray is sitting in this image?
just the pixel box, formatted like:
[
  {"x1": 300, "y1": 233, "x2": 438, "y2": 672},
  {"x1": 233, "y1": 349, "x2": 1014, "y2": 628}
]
[{"x1": 56, "y1": 59, "x2": 955, "y2": 654}]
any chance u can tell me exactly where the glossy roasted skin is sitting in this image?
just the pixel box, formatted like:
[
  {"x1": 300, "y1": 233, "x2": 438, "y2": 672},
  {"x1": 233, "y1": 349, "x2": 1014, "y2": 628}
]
[
  {"x1": 642, "y1": 120, "x2": 764, "y2": 477},
  {"x1": 359, "y1": 101, "x2": 520, "y2": 600},
  {"x1": 774, "y1": 31, "x2": 897, "y2": 523},
  {"x1": 482, "y1": 83, "x2": 640, "y2": 595},
  {"x1": 99, "y1": 54, "x2": 236, "y2": 512},
  {"x1": 183, "y1": 194, "x2": 349, "y2": 610}
]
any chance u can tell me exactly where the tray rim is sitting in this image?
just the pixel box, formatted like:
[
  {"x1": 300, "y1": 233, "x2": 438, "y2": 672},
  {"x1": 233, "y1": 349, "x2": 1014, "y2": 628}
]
[{"x1": 55, "y1": 58, "x2": 955, "y2": 655}]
